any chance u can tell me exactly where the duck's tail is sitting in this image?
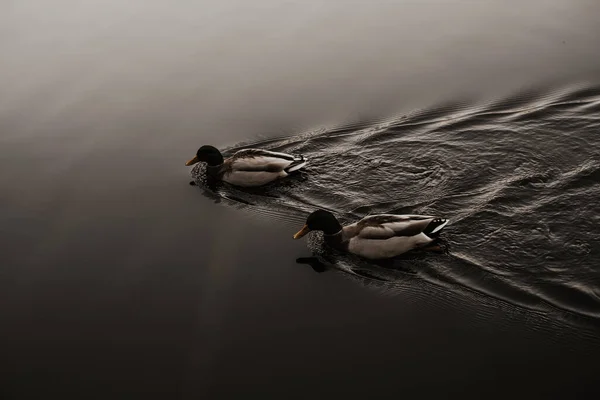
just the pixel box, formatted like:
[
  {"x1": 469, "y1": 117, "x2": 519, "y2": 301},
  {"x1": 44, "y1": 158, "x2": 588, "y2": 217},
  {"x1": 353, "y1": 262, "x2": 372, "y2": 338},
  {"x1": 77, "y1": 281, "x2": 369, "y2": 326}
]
[
  {"x1": 423, "y1": 218, "x2": 449, "y2": 239},
  {"x1": 284, "y1": 155, "x2": 308, "y2": 173}
]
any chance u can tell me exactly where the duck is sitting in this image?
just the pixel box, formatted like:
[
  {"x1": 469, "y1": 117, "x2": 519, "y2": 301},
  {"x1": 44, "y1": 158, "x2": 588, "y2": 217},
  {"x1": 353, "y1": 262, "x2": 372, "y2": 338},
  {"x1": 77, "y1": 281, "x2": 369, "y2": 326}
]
[
  {"x1": 293, "y1": 210, "x2": 449, "y2": 259},
  {"x1": 185, "y1": 145, "x2": 308, "y2": 187}
]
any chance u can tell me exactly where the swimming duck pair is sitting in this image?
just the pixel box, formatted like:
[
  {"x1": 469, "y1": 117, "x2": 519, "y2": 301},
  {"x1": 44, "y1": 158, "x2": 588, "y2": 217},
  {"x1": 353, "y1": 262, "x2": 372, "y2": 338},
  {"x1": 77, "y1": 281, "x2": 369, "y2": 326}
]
[{"x1": 186, "y1": 145, "x2": 449, "y2": 260}]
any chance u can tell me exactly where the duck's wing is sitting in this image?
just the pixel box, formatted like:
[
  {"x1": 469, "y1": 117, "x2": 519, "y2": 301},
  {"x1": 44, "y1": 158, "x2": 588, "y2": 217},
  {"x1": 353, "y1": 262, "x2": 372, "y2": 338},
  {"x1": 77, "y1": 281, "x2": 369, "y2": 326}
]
[
  {"x1": 356, "y1": 214, "x2": 445, "y2": 240},
  {"x1": 228, "y1": 149, "x2": 307, "y2": 172}
]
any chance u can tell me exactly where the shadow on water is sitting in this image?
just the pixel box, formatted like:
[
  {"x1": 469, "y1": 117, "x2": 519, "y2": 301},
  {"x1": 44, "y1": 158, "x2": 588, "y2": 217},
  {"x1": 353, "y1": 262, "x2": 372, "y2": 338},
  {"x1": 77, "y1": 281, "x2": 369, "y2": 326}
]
[{"x1": 189, "y1": 82, "x2": 600, "y2": 329}]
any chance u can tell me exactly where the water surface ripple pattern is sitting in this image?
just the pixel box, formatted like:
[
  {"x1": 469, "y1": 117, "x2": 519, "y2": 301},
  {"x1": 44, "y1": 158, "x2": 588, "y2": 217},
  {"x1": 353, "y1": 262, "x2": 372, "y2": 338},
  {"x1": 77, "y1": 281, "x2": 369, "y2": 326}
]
[{"x1": 192, "y1": 83, "x2": 600, "y2": 322}]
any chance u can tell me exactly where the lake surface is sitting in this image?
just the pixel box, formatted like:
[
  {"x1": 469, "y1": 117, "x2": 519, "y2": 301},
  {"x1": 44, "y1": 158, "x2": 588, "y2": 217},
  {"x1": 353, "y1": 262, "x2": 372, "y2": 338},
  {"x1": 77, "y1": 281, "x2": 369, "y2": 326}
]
[{"x1": 2, "y1": 1, "x2": 600, "y2": 398}]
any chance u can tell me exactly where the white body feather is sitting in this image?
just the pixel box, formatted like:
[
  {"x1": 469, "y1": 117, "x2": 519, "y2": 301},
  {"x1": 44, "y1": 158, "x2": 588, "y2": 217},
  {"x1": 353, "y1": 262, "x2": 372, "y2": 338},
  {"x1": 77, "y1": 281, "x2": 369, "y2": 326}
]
[
  {"x1": 348, "y1": 233, "x2": 433, "y2": 259},
  {"x1": 341, "y1": 214, "x2": 449, "y2": 259},
  {"x1": 224, "y1": 170, "x2": 289, "y2": 187},
  {"x1": 221, "y1": 149, "x2": 307, "y2": 187}
]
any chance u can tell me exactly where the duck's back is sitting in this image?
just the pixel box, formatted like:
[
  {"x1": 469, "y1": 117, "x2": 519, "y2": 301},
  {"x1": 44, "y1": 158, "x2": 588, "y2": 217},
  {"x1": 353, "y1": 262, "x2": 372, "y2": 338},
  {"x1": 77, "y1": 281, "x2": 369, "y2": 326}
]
[
  {"x1": 222, "y1": 149, "x2": 306, "y2": 187},
  {"x1": 343, "y1": 214, "x2": 448, "y2": 259},
  {"x1": 228, "y1": 149, "x2": 299, "y2": 171}
]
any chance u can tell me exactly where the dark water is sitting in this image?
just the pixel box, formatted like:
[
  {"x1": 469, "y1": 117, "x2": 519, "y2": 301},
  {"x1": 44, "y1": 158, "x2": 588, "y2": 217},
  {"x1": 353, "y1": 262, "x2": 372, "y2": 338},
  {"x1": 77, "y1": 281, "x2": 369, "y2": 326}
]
[{"x1": 2, "y1": 1, "x2": 600, "y2": 399}]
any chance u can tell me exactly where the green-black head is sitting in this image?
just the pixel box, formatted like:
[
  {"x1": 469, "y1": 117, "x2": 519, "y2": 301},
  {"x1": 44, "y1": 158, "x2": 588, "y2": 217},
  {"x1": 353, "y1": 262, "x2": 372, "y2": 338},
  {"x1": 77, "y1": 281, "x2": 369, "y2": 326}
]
[
  {"x1": 293, "y1": 210, "x2": 342, "y2": 239},
  {"x1": 185, "y1": 145, "x2": 224, "y2": 167}
]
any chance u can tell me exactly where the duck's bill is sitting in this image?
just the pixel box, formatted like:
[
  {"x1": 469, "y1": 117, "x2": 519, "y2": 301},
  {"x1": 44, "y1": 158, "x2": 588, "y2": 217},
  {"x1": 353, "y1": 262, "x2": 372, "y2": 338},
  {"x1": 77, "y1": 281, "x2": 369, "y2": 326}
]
[
  {"x1": 186, "y1": 156, "x2": 199, "y2": 166},
  {"x1": 293, "y1": 225, "x2": 310, "y2": 239}
]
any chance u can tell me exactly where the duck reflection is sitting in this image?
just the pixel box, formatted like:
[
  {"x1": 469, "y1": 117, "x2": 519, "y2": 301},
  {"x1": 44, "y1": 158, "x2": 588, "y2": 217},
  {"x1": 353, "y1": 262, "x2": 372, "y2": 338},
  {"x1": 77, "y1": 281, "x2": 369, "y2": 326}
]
[{"x1": 295, "y1": 253, "x2": 421, "y2": 279}]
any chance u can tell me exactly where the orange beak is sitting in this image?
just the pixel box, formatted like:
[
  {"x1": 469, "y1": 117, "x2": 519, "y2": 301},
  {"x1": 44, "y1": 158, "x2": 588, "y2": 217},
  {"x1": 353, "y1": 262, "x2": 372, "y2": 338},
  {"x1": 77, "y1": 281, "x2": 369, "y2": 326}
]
[
  {"x1": 293, "y1": 224, "x2": 311, "y2": 239},
  {"x1": 185, "y1": 155, "x2": 200, "y2": 166}
]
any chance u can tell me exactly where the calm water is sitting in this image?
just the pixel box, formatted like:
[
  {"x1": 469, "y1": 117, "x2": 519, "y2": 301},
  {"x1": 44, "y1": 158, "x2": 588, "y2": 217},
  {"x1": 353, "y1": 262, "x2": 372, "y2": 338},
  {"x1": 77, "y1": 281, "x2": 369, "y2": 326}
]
[{"x1": 2, "y1": 1, "x2": 600, "y2": 398}]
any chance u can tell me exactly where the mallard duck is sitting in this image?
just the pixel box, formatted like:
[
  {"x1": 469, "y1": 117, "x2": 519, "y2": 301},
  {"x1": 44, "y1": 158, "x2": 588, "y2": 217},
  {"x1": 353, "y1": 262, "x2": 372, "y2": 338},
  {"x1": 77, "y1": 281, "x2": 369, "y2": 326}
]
[
  {"x1": 185, "y1": 145, "x2": 308, "y2": 187},
  {"x1": 293, "y1": 210, "x2": 449, "y2": 259}
]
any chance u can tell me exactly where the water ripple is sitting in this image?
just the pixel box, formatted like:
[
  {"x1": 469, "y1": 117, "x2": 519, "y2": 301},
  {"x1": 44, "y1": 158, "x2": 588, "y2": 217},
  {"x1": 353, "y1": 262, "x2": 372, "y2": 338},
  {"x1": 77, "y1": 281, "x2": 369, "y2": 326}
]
[{"x1": 191, "y1": 83, "x2": 600, "y2": 325}]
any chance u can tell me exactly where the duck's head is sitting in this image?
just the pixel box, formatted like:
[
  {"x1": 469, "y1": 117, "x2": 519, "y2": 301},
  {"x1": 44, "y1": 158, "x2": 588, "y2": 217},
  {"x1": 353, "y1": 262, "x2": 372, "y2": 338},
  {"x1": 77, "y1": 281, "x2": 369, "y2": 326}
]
[
  {"x1": 293, "y1": 210, "x2": 342, "y2": 239},
  {"x1": 185, "y1": 145, "x2": 224, "y2": 167}
]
